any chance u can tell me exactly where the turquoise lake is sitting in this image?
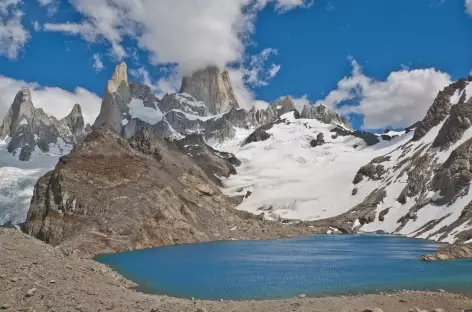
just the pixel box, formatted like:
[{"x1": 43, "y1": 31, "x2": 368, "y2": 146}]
[{"x1": 95, "y1": 235, "x2": 472, "y2": 300}]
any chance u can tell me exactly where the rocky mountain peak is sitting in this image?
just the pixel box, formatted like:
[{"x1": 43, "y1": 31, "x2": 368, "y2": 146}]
[
  {"x1": 273, "y1": 96, "x2": 296, "y2": 113},
  {"x1": 108, "y1": 62, "x2": 128, "y2": 92},
  {"x1": 93, "y1": 62, "x2": 132, "y2": 133},
  {"x1": 0, "y1": 88, "x2": 88, "y2": 161},
  {"x1": 301, "y1": 104, "x2": 352, "y2": 129},
  {"x1": 0, "y1": 88, "x2": 35, "y2": 138},
  {"x1": 179, "y1": 66, "x2": 239, "y2": 115},
  {"x1": 61, "y1": 103, "x2": 86, "y2": 143},
  {"x1": 413, "y1": 78, "x2": 470, "y2": 141}
]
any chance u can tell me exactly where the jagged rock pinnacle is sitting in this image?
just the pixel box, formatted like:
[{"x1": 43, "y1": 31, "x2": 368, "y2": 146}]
[
  {"x1": 180, "y1": 66, "x2": 239, "y2": 115},
  {"x1": 108, "y1": 62, "x2": 128, "y2": 92},
  {"x1": 93, "y1": 62, "x2": 131, "y2": 133}
]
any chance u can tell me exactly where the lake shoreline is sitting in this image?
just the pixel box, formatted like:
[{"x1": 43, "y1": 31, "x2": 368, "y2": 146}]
[{"x1": 2, "y1": 228, "x2": 472, "y2": 312}]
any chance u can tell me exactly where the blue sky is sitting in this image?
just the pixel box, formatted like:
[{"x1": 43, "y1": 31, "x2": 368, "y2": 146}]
[{"x1": 0, "y1": 0, "x2": 471, "y2": 130}]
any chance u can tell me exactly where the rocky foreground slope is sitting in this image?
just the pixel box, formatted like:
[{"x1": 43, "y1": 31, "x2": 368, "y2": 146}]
[{"x1": 2, "y1": 228, "x2": 471, "y2": 312}]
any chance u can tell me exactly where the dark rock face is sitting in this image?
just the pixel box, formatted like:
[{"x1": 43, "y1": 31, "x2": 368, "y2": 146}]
[
  {"x1": 431, "y1": 137, "x2": 472, "y2": 205},
  {"x1": 243, "y1": 123, "x2": 273, "y2": 146},
  {"x1": 412, "y1": 88, "x2": 453, "y2": 141},
  {"x1": 405, "y1": 121, "x2": 421, "y2": 134},
  {"x1": 316, "y1": 188, "x2": 387, "y2": 231},
  {"x1": 0, "y1": 88, "x2": 88, "y2": 161},
  {"x1": 353, "y1": 162, "x2": 385, "y2": 184},
  {"x1": 378, "y1": 208, "x2": 390, "y2": 222},
  {"x1": 353, "y1": 131, "x2": 380, "y2": 146},
  {"x1": 330, "y1": 126, "x2": 380, "y2": 146},
  {"x1": 310, "y1": 133, "x2": 325, "y2": 147},
  {"x1": 432, "y1": 99, "x2": 472, "y2": 151}
]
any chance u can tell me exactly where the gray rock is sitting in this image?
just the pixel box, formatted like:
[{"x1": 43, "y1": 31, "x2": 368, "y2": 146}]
[
  {"x1": 159, "y1": 93, "x2": 208, "y2": 117},
  {"x1": 363, "y1": 309, "x2": 383, "y2": 312},
  {"x1": 413, "y1": 86, "x2": 454, "y2": 141},
  {"x1": 243, "y1": 123, "x2": 273, "y2": 146},
  {"x1": 301, "y1": 104, "x2": 351, "y2": 129},
  {"x1": 0, "y1": 87, "x2": 88, "y2": 161},
  {"x1": 272, "y1": 96, "x2": 297, "y2": 118},
  {"x1": 93, "y1": 62, "x2": 131, "y2": 134},
  {"x1": 310, "y1": 133, "x2": 325, "y2": 147},
  {"x1": 180, "y1": 66, "x2": 239, "y2": 115},
  {"x1": 378, "y1": 208, "x2": 390, "y2": 222},
  {"x1": 25, "y1": 287, "x2": 36, "y2": 297}
]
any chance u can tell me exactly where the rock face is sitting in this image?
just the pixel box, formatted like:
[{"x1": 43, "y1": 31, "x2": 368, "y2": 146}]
[
  {"x1": 243, "y1": 123, "x2": 274, "y2": 146},
  {"x1": 346, "y1": 77, "x2": 472, "y2": 244},
  {"x1": 272, "y1": 96, "x2": 297, "y2": 117},
  {"x1": 22, "y1": 126, "x2": 320, "y2": 256},
  {"x1": 432, "y1": 96, "x2": 472, "y2": 150},
  {"x1": 0, "y1": 88, "x2": 88, "y2": 161},
  {"x1": 180, "y1": 66, "x2": 239, "y2": 115},
  {"x1": 412, "y1": 86, "x2": 455, "y2": 141},
  {"x1": 93, "y1": 62, "x2": 364, "y2": 145},
  {"x1": 310, "y1": 133, "x2": 325, "y2": 147},
  {"x1": 93, "y1": 62, "x2": 132, "y2": 134},
  {"x1": 301, "y1": 104, "x2": 351, "y2": 129}
]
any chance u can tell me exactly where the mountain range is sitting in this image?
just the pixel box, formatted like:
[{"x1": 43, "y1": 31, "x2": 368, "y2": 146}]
[{"x1": 1, "y1": 63, "x2": 472, "y2": 256}]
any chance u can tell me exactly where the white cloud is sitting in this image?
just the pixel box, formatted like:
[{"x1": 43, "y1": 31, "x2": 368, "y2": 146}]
[
  {"x1": 0, "y1": 0, "x2": 30, "y2": 59},
  {"x1": 0, "y1": 75, "x2": 101, "y2": 125},
  {"x1": 292, "y1": 95, "x2": 310, "y2": 112},
  {"x1": 37, "y1": 0, "x2": 54, "y2": 5},
  {"x1": 37, "y1": 0, "x2": 58, "y2": 15},
  {"x1": 92, "y1": 53, "x2": 105, "y2": 72},
  {"x1": 129, "y1": 67, "x2": 181, "y2": 99},
  {"x1": 32, "y1": 21, "x2": 41, "y2": 31},
  {"x1": 228, "y1": 68, "x2": 256, "y2": 110},
  {"x1": 466, "y1": 0, "x2": 472, "y2": 16},
  {"x1": 244, "y1": 48, "x2": 281, "y2": 87},
  {"x1": 42, "y1": 0, "x2": 310, "y2": 74},
  {"x1": 316, "y1": 59, "x2": 452, "y2": 129}
]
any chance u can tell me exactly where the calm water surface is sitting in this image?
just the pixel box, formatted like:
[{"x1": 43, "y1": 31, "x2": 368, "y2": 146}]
[{"x1": 95, "y1": 235, "x2": 472, "y2": 300}]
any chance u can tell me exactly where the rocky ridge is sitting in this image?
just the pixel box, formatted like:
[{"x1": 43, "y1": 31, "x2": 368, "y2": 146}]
[
  {"x1": 22, "y1": 126, "x2": 324, "y2": 257},
  {"x1": 0, "y1": 88, "x2": 88, "y2": 161},
  {"x1": 93, "y1": 63, "x2": 354, "y2": 144},
  {"x1": 344, "y1": 77, "x2": 472, "y2": 247}
]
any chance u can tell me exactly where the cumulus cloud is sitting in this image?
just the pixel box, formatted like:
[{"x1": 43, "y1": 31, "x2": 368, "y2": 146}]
[
  {"x1": 316, "y1": 59, "x2": 451, "y2": 129},
  {"x1": 92, "y1": 53, "x2": 105, "y2": 72},
  {"x1": 42, "y1": 0, "x2": 310, "y2": 73},
  {"x1": 291, "y1": 95, "x2": 310, "y2": 112},
  {"x1": 466, "y1": 0, "x2": 472, "y2": 16},
  {"x1": 245, "y1": 48, "x2": 281, "y2": 87},
  {"x1": 0, "y1": 0, "x2": 30, "y2": 59},
  {"x1": 129, "y1": 67, "x2": 181, "y2": 99},
  {"x1": 0, "y1": 75, "x2": 101, "y2": 125}
]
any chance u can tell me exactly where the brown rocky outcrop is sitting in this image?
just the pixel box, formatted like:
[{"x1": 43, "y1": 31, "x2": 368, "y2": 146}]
[
  {"x1": 420, "y1": 243, "x2": 472, "y2": 261},
  {"x1": 22, "y1": 127, "x2": 320, "y2": 257}
]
